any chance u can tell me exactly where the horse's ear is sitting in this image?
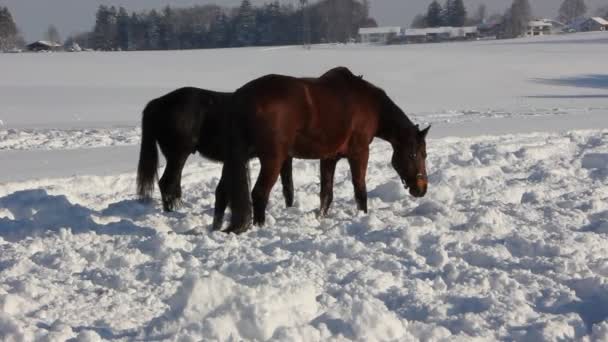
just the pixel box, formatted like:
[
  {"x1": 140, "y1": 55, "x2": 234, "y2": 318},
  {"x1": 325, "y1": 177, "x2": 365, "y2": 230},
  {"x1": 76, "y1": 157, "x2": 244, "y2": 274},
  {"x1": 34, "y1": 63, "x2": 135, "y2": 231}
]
[{"x1": 419, "y1": 125, "x2": 431, "y2": 139}]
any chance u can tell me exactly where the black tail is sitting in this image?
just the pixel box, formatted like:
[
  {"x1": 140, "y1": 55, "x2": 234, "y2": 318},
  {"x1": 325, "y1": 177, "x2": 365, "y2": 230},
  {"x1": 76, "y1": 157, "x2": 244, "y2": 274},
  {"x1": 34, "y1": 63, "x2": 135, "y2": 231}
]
[{"x1": 137, "y1": 102, "x2": 159, "y2": 200}]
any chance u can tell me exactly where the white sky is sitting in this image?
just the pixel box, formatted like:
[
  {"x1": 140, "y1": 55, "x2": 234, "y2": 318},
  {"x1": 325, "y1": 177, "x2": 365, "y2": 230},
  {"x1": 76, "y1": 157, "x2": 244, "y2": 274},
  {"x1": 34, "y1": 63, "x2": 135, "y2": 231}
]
[{"x1": 2, "y1": 0, "x2": 606, "y2": 41}]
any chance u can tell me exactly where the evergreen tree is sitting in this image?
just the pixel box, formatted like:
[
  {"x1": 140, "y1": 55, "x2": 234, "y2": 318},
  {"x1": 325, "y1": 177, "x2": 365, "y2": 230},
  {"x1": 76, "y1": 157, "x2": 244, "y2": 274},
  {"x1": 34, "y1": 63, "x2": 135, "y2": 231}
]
[
  {"x1": 160, "y1": 6, "x2": 177, "y2": 50},
  {"x1": 502, "y1": 0, "x2": 531, "y2": 38},
  {"x1": 442, "y1": 0, "x2": 467, "y2": 27},
  {"x1": 426, "y1": 1, "x2": 444, "y2": 27},
  {"x1": 129, "y1": 12, "x2": 146, "y2": 50},
  {"x1": 256, "y1": 1, "x2": 283, "y2": 46},
  {"x1": 411, "y1": 14, "x2": 427, "y2": 28},
  {"x1": 234, "y1": 0, "x2": 257, "y2": 46},
  {"x1": 93, "y1": 5, "x2": 118, "y2": 50},
  {"x1": 558, "y1": 0, "x2": 587, "y2": 24},
  {"x1": 448, "y1": 0, "x2": 467, "y2": 27},
  {"x1": 45, "y1": 25, "x2": 61, "y2": 44},
  {"x1": 209, "y1": 11, "x2": 229, "y2": 48},
  {"x1": 0, "y1": 6, "x2": 19, "y2": 50},
  {"x1": 442, "y1": 0, "x2": 453, "y2": 26},
  {"x1": 144, "y1": 10, "x2": 161, "y2": 50},
  {"x1": 116, "y1": 7, "x2": 130, "y2": 51}
]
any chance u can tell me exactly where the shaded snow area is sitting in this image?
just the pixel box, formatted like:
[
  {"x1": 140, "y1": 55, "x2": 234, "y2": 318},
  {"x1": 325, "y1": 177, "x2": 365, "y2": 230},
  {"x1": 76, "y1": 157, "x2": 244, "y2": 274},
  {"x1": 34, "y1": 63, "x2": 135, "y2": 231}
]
[{"x1": 0, "y1": 129, "x2": 607, "y2": 341}]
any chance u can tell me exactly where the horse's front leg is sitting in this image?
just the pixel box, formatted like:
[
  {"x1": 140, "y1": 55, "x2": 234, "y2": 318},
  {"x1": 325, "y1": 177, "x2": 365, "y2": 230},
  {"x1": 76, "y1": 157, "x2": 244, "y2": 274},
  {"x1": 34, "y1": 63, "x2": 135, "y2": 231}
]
[
  {"x1": 280, "y1": 158, "x2": 294, "y2": 208},
  {"x1": 347, "y1": 150, "x2": 369, "y2": 213},
  {"x1": 252, "y1": 156, "x2": 284, "y2": 226},
  {"x1": 320, "y1": 157, "x2": 339, "y2": 217}
]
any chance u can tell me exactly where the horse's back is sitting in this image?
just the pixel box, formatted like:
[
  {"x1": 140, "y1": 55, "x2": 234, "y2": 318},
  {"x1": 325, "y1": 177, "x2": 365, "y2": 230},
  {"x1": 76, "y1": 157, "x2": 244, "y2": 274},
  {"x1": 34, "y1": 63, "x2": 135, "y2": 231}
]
[
  {"x1": 145, "y1": 87, "x2": 228, "y2": 157},
  {"x1": 233, "y1": 71, "x2": 379, "y2": 159}
]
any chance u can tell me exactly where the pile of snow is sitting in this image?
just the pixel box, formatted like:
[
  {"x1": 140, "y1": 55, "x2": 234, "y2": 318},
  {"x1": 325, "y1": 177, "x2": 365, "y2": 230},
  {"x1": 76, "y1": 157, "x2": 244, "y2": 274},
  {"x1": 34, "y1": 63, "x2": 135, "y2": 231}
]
[{"x1": 0, "y1": 129, "x2": 607, "y2": 340}]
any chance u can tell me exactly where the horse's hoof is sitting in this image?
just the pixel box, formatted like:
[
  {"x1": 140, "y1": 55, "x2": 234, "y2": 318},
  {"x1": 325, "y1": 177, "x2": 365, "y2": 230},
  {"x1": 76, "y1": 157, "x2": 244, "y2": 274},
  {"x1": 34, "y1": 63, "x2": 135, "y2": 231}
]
[
  {"x1": 162, "y1": 198, "x2": 182, "y2": 212},
  {"x1": 211, "y1": 221, "x2": 223, "y2": 231},
  {"x1": 223, "y1": 224, "x2": 251, "y2": 235},
  {"x1": 173, "y1": 198, "x2": 183, "y2": 209},
  {"x1": 284, "y1": 198, "x2": 294, "y2": 208}
]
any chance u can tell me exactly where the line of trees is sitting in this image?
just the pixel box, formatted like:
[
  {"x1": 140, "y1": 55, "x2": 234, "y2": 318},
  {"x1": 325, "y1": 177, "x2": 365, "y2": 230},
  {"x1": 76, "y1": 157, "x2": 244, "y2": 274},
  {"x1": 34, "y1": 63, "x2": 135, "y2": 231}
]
[
  {"x1": 411, "y1": 0, "x2": 531, "y2": 39},
  {"x1": 411, "y1": 0, "x2": 482, "y2": 29},
  {"x1": 70, "y1": 0, "x2": 375, "y2": 51}
]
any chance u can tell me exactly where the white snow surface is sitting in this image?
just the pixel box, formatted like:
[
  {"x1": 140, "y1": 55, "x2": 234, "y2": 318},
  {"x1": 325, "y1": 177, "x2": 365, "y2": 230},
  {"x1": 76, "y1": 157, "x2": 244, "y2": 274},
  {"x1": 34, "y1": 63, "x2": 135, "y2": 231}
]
[{"x1": 1, "y1": 32, "x2": 608, "y2": 341}]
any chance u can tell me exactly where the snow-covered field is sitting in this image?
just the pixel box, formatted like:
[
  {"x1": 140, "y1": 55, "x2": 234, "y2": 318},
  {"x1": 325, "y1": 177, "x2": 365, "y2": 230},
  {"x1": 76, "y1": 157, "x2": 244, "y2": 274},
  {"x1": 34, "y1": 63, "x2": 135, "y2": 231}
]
[{"x1": 0, "y1": 32, "x2": 607, "y2": 341}]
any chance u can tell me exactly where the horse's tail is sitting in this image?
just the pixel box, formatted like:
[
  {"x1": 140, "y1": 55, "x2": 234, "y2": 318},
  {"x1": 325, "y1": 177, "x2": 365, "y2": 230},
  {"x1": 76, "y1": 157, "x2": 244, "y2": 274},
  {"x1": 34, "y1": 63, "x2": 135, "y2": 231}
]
[
  {"x1": 223, "y1": 105, "x2": 252, "y2": 233},
  {"x1": 136, "y1": 101, "x2": 159, "y2": 200}
]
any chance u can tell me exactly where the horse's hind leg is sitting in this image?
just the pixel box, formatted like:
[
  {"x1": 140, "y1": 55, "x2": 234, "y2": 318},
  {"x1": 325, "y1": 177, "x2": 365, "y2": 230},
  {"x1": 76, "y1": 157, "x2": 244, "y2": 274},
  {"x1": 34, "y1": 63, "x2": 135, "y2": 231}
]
[
  {"x1": 212, "y1": 175, "x2": 228, "y2": 231},
  {"x1": 280, "y1": 158, "x2": 294, "y2": 207},
  {"x1": 159, "y1": 152, "x2": 189, "y2": 211},
  {"x1": 347, "y1": 150, "x2": 369, "y2": 213},
  {"x1": 320, "y1": 157, "x2": 339, "y2": 217},
  {"x1": 251, "y1": 156, "x2": 284, "y2": 227}
]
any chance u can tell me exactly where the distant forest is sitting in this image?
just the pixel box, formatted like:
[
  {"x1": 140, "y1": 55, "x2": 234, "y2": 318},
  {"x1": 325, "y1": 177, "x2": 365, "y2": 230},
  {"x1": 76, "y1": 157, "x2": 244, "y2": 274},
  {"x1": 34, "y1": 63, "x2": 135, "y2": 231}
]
[{"x1": 66, "y1": 0, "x2": 376, "y2": 51}]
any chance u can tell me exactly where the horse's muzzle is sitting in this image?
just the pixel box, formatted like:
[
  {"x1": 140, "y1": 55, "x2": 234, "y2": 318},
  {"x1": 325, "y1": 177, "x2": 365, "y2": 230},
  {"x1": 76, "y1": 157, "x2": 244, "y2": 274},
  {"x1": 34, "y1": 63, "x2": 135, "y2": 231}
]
[{"x1": 408, "y1": 174, "x2": 427, "y2": 197}]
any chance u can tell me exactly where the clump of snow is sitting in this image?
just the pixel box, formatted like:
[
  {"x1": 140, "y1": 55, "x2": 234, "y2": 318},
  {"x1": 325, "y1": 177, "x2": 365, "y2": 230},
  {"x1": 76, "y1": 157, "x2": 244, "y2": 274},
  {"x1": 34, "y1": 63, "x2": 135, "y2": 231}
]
[
  {"x1": 147, "y1": 272, "x2": 319, "y2": 341},
  {"x1": 369, "y1": 180, "x2": 407, "y2": 203}
]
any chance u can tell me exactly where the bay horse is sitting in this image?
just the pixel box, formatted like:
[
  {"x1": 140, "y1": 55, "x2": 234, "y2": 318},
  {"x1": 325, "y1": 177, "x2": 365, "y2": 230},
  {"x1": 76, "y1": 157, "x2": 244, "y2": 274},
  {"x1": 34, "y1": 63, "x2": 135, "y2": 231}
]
[
  {"x1": 216, "y1": 67, "x2": 430, "y2": 234},
  {"x1": 136, "y1": 87, "x2": 295, "y2": 215}
]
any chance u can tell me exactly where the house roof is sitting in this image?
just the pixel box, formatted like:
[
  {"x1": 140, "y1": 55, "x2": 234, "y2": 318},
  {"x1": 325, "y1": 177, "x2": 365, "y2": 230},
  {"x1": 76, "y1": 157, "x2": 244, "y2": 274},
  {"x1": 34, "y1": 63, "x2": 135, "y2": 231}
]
[
  {"x1": 528, "y1": 20, "x2": 552, "y2": 28},
  {"x1": 358, "y1": 26, "x2": 401, "y2": 35},
  {"x1": 27, "y1": 40, "x2": 62, "y2": 48},
  {"x1": 590, "y1": 17, "x2": 608, "y2": 25},
  {"x1": 404, "y1": 26, "x2": 477, "y2": 37}
]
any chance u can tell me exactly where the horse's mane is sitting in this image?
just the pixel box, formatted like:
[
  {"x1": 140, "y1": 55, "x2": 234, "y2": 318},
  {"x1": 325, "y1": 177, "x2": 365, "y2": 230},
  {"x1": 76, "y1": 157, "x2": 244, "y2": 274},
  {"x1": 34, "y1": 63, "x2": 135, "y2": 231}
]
[{"x1": 320, "y1": 66, "x2": 359, "y2": 80}]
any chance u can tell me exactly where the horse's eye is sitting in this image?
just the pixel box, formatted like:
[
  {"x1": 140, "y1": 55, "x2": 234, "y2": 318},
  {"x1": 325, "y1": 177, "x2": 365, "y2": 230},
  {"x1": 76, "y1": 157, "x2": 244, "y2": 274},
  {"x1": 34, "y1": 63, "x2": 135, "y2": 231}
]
[{"x1": 410, "y1": 153, "x2": 416, "y2": 159}]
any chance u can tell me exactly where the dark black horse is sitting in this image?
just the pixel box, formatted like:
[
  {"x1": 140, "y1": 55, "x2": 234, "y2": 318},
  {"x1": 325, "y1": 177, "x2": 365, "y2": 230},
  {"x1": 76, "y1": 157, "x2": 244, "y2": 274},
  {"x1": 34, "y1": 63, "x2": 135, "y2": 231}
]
[{"x1": 136, "y1": 87, "x2": 295, "y2": 215}]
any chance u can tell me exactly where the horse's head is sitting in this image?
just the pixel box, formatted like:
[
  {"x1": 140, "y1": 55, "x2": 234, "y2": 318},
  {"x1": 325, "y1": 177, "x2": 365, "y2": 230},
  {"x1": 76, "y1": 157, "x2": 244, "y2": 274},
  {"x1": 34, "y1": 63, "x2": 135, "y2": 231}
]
[{"x1": 391, "y1": 125, "x2": 430, "y2": 197}]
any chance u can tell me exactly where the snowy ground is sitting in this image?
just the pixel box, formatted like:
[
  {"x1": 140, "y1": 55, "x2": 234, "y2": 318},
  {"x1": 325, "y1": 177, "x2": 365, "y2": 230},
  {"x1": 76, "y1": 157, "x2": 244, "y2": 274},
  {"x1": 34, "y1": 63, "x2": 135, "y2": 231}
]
[{"x1": 1, "y1": 32, "x2": 608, "y2": 341}]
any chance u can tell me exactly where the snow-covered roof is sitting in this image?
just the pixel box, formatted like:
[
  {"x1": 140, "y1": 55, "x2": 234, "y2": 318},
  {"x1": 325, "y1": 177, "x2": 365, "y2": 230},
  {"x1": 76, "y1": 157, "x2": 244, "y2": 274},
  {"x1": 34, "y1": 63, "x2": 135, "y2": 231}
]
[
  {"x1": 358, "y1": 26, "x2": 401, "y2": 35},
  {"x1": 528, "y1": 20, "x2": 552, "y2": 28},
  {"x1": 29, "y1": 40, "x2": 62, "y2": 47},
  {"x1": 404, "y1": 26, "x2": 477, "y2": 37},
  {"x1": 590, "y1": 17, "x2": 608, "y2": 25}
]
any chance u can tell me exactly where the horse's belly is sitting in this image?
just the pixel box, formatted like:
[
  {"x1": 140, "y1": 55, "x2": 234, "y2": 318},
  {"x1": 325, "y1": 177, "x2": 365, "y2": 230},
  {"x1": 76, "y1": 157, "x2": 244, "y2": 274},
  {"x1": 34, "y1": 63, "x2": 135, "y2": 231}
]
[{"x1": 291, "y1": 133, "x2": 349, "y2": 159}]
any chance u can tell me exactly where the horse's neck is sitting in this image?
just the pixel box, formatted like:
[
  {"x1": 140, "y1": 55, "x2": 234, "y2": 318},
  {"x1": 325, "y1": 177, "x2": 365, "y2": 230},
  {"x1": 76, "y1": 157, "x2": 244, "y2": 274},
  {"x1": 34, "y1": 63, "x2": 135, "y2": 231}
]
[{"x1": 376, "y1": 100, "x2": 415, "y2": 144}]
